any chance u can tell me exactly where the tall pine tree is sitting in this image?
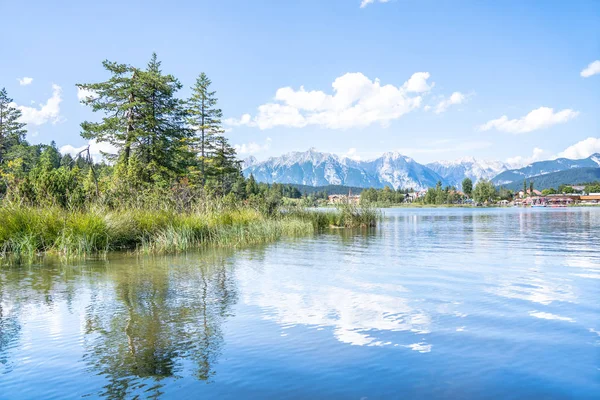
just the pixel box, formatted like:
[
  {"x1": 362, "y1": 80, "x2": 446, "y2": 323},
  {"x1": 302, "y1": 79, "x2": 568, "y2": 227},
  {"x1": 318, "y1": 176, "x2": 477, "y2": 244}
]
[
  {"x1": 186, "y1": 73, "x2": 222, "y2": 185},
  {"x1": 0, "y1": 88, "x2": 27, "y2": 164},
  {"x1": 137, "y1": 53, "x2": 191, "y2": 182},
  {"x1": 78, "y1": 61, "x2": 143, "y2": 169},
  {"x1": 208, "y1": 135, "x2": 241, "y2": 195}
]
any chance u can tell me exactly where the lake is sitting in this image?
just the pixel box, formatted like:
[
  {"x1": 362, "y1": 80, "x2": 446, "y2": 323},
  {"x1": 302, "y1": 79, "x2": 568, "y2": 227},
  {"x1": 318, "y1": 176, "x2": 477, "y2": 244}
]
[{"x1": 1, "y1": 207, "x2": 599, "y2": 399}]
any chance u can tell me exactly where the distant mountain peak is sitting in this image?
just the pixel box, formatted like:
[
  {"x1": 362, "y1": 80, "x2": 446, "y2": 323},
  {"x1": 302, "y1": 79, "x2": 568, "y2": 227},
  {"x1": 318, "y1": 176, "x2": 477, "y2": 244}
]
[
  {"x1": 242, "y1": 148, "x2": 444, "y2": 190},
  {"x1": 426, "y1": 157, "x2": 508, "y2": 187},
  {"x1": 381, "y1": 150, "x2": 413, "y2": 162},
  {"x1": 242, "y1": 156, "x2": 258, "y2": 169}
]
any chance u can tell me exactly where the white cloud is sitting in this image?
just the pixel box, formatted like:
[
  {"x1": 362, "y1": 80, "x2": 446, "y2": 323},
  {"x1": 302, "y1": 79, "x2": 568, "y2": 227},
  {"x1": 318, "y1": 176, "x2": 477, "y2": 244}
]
[
  {"x1": 580, "y1": 60, "x2": 600, "y2": 78},
  {"x1": 226, "y1": 72, "x2": 434, "y2": 130},
  {"x1": 60, "y1": 139, "x2": 117, "y2": 163},
  {"x1": 77, "y1": 87, "x2": 98, "y2": 102},
  {"x1": 529, "y1": 311, "x2": 574, "y2": 323},
  {"x1": 11, "y1": 84, "x2": 63, "y2": 126},
  {"x1": 478, "y1": 107, "x2": 579, "y2": 134},
  {"x1": 17, "y1": 77, "x2": 33, "y2": 86},
  {"x1": 402, "y1": 342, "x2": 432, "y2": 353},
  {"x1": 435, "y1": 91, "x2": 466, "y2": 114},
  {"x1": 343, "y1": 148, "x2": 361, "y2": 161},
  {"x1": 360, "y1": 0, "x2": 390, "y2": 8},
  {"x1": 556, "y1": 137, "x2": 600, "y2": 159},
  {"x1": 505, "y1": 147, "x2": 547, "y2": 168},
  {"x1": 403, "y1": 72, "x2": 434, "y2": 93},
  {"x1": 397, "y1": 140, "x2": 492, "y2": 156},
  {"x1": 234, "y1": 137, "x2": 272, "y2": 155},
  {"x1": 224, "y1": 113, "x2": 252, "y2": 127}
]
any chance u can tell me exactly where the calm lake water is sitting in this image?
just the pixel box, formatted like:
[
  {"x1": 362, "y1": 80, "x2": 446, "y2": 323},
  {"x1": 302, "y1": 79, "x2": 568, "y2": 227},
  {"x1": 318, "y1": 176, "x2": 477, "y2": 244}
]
[{"x1": 1, "y1": 208, "x2": 599, "y2": 399}]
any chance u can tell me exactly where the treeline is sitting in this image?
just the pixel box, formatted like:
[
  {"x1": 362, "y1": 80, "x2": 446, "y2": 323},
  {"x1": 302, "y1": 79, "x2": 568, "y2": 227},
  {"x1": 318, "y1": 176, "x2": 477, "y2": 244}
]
[
  {"x1": 0, "y1": 53, "x2": 293, "y2": 211},
  {"x1": 360, "y1": 187, "x2": 413, "y2": 204},
  {"x1": 416, "y1": 179, "x2": 508, "y2": 205},
  {"x1": 357, "y1": 178, "x2": 514, "y2": 205},
  {"x1": 288, "y1": 184, "x2": 366, "y2": 196},
  {"x1": 540, "y1": 182, "x2": 600, "y2": 195}
]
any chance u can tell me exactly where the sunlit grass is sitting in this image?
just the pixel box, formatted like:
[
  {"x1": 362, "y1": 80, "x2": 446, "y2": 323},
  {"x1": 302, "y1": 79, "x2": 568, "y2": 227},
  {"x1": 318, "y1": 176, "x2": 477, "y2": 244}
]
[{"x1": 0, "y1": 201, "x2": 378, "y2": 263}]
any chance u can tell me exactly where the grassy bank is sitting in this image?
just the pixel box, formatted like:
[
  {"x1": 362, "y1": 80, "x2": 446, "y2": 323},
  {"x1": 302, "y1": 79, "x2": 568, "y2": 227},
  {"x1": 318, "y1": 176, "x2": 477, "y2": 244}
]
[{"x1": 0, "y1": 202, "x2": 378, "y2": 263}]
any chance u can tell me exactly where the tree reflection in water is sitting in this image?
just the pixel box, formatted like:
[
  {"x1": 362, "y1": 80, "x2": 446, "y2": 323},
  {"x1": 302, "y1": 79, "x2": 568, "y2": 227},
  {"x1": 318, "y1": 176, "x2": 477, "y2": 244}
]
[{"x1": 79, "y1": 251, "x2": 238, "y2": 399}]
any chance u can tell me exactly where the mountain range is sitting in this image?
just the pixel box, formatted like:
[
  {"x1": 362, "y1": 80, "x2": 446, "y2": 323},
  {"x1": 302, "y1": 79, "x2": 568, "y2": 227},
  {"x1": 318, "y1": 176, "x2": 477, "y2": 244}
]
[
  {"x1": 242, "y1": 149, "x2": 600, "y2": 191},
  {"x1": 490, "y1": 154, "x2": 600, "y2": 185}
]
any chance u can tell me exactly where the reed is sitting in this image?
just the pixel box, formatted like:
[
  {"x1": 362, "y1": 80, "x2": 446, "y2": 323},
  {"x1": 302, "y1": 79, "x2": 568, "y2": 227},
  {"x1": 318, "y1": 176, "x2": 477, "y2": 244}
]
[{"x1": 0, "y1": 201, "x2": 377, "y2": 263}]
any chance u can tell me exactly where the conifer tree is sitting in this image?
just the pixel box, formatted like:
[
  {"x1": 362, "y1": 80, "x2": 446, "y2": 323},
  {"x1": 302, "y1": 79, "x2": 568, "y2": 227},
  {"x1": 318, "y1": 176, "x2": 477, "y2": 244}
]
[
  {"x1": 186, "y1": 73, "x2": 223, "y2": 185},
  {"x1": 0, "y1": 88, "x2": 27, "y2": 164},
  {"x1": 78, "y1": 61, "x2": 143, "y2": 168},
  {"x1": 79, "y1": 54, "x2": 191, "y2": 185},
  {"x1": 208, "y1": 135, "x2": 240, "y2": 195},
  {"x1": 137, "y1": 53, "x2": 191, "y2": 182},
  {"x1": 246, "y1": 174, "x2": 259, "y2": 196},
  {"x1": 529, "y1": 180, "x2": 534, "y2": 195}
]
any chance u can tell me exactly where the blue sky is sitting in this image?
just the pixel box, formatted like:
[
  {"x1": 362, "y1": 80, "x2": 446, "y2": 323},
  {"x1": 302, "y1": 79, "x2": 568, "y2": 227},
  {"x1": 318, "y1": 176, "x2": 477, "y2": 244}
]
[{"x1": 2, "y1": 0, "x2": 599, "y2": 165}]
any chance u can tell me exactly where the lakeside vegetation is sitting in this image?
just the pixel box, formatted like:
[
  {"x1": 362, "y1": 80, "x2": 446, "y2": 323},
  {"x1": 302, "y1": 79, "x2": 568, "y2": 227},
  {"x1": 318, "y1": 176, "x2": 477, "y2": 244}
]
[
  {"x1": 0, "y1": 54, "x2": 378, "y2": 263},
  {"x1": 0, "y1": 200, "x2": 377, "y2": 263},
  {"x1": 359, "y1": 177, "x2": 600, "y2": 207}
]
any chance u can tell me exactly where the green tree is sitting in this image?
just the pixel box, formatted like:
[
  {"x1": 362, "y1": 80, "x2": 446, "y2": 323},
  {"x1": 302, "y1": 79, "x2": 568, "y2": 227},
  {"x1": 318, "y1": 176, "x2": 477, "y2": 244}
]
[
  {"x1": 0, "y1": 88, "x2": 27, "y2": 164},
  {"x1": 584, "y1": 183, "x2": 600, "y2": 194},
  {"x1": 78, "y1": 60, "x2": 142, "y2": 169},
  {"x1": 207, "y1": 135, "x2": 240, "y2": 195},
  {"x1": 380, "y1": 186, "x2": 393, "y2": 203},
  {"x1": 245, "y1": 174, "x2": 259, "y2": 196},
  {"x1": 462, "y1": 177, "x2": 473, "y2": 198},
  {"x1": 523, "y1": 179, "x2": 527, "y2": 196},
  {"x1": 473, "y1": 179, "x2": 496, "y2": 203},
  {"x1": 529, "y1": 180, "x2": 534, "y2": 195},
  {"x1": 423, "y1": 188, "x2": 436, "y2": 204},
  {"x1": 360, "y1": 188, "x2": 378, "y2": 204},
  {"x1": 137, "y1": 53, "x2": 191, "y2": 183},
  {"x1": 562, "y1": 185, "x2": 575, "y2": 194},
  {"x1": 79, "y1": 54, "x2": 191, "y2": 186},
  {"x1": 186, "y1": 73, "x2": 222, "y2": 185}
]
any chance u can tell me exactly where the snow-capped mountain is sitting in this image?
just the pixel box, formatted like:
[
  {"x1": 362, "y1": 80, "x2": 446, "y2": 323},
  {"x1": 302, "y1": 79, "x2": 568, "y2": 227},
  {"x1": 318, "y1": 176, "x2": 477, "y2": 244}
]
[
  {"x1": 362, "y1": 152, "x2": 446, "y2": 190},
  {"x1": 427, "y1": 157, "x2": 509, "y2": 188},
  {"x1": 491, "y1": 153, "x2": 600, "y2": 185},
  {"x1": 242, "y1": 149, "x2": 600, "y2": 190},
  {"x1": 242, "y1": 148, "x2": 446, "y2": 190},
  {"x1": 242, "y1": 156, "x2": 258, "y2": 169}
]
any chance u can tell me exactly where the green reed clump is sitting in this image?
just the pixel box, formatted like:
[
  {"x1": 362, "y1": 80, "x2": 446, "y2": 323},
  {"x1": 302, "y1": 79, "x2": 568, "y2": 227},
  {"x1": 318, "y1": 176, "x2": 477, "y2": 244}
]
[
  {"x1": 285, "y1": 204, "x2": 379, "y2": 229},
  {"x1": 336, "y1": 203, "x2": 380, "y2": 228},
  {"x1": 138, "y1": 212, "x2": 313, "y2": 254},
  {"x1": 0, "y1": 200, "x2": 377, "y2": 263},
  {"x1": 0, "y1": 205, "x2": 63, "y2": 255},
  {"x1": 54, "y1": 210, "x2": 109, "y2": 256}
]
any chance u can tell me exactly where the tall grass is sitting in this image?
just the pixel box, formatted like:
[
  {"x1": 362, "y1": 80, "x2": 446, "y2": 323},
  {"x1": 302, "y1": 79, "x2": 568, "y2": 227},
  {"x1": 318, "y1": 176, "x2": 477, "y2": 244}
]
[
  {"x1": 0, "y1": 201, "x2": 379, "y2": 263},
  {"x1": 285, "y1": 203, "x2": 380, "y2": 229}
]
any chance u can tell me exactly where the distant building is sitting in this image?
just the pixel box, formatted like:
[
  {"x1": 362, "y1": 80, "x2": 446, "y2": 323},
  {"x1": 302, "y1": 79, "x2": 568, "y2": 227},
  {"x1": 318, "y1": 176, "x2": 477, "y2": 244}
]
[
  {"x1": 580, "y1": 194, "x2": 600, "y2": 203},
  {"x1": 328, "y1": 194, "x2": 360, "y2": 205},
  {"x1": 518, "y1": 189, "x2": 542, "y2": 198}
]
